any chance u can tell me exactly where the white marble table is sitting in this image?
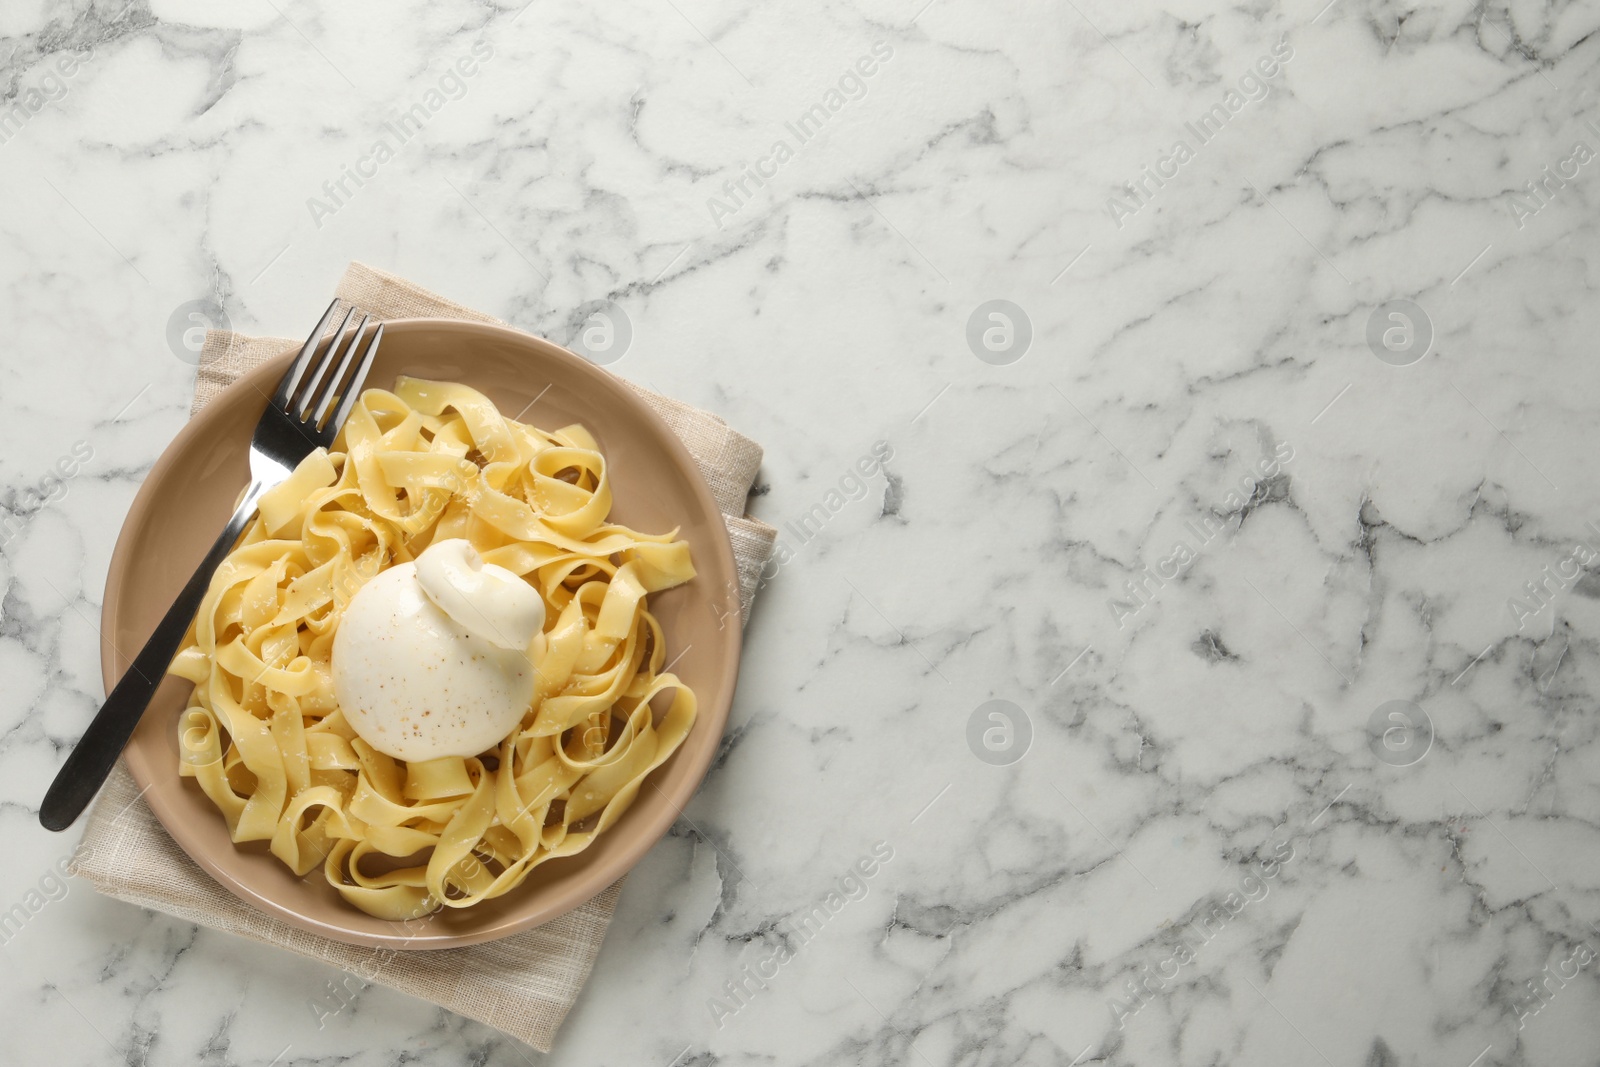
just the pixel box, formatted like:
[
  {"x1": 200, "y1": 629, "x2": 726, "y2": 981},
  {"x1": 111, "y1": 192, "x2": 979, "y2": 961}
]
[{"x1": 3, "y1": 1, "x2": 1599, "y2": 1064}]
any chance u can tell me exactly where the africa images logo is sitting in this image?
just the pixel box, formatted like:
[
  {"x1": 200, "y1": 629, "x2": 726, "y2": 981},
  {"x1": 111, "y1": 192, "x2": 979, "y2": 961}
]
[
  {"x1": 1103, "y1": 35, "x2": 1294, "y2": 229},
  {"x1": 305, "y1": 40, "x2": 494, "y2": 229},
  {"x1": 1106, "y1": 440, "x2": 1295, "y2": 629},
  {"x1": 706, "y1": 842, "x2": 895, "y2": 1029},
  {"x1": 705, "y1": 42, "x2": 894, "y2": 228}
]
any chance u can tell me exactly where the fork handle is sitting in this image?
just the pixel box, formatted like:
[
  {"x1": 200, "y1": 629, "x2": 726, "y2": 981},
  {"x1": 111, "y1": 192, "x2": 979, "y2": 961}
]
[{"x1": 39, "y1": 480, "x2": 270, "y2": 831}]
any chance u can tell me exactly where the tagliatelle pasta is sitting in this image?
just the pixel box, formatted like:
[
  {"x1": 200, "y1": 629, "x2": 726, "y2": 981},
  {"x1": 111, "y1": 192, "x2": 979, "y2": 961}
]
[{"x1": 168, "y1": 377, "x2": 697, "y2": 920}]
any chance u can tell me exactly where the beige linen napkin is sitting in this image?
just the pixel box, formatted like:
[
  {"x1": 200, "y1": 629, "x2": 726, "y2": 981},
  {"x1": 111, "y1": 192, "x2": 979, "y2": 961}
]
[{"x1": 72, "y1": 263, "x2": 775, "y2": 1052}]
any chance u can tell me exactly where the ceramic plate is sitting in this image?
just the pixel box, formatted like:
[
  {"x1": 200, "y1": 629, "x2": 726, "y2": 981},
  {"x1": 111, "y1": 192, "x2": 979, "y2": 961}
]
[{"x1": 99, "y1": 318, "x2": 741, "y2": 949}]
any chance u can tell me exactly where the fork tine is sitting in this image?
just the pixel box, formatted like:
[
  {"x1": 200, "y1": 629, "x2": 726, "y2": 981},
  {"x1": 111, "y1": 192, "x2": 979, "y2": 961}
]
[
  {"x1": 295, "y1": 309, "x2": 362, "y2": 420},
  {"x1": 272, "y1": 299, "x2": 342, "y2": 408},
  {"x1": 329, "y1": 322, "x2": 383, "y2": 436},
  {"x1": 312, "y1": 318, "x2": 371, "y2": 428}
]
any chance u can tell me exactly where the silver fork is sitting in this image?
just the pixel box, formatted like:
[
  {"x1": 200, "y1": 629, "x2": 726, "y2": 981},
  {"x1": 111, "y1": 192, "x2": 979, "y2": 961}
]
[{"x1": 39, "y1": 300, "x2": 383, "y2": 831}]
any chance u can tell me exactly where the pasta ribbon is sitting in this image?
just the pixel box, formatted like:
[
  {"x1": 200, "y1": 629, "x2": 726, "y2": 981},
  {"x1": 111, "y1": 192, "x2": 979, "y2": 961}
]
[{"x1": 170, "y1": 379, "x2": 697, "y2": 917}]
